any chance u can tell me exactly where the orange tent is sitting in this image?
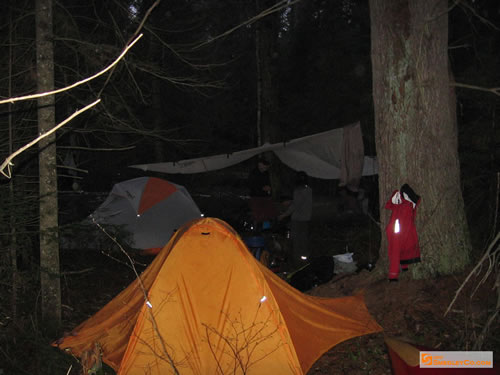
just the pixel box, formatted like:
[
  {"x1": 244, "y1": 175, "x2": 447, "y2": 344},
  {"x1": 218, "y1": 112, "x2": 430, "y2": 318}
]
[{"x1": 54, "y1": 218, "x2": 382, "y2": 374}]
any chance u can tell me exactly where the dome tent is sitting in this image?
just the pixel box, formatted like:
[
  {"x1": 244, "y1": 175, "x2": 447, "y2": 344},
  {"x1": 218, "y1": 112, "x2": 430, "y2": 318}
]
[
  {"x1": 54, "y1": 217, "x2": 382, "y2": 374},
  {"x1": 89, "y1": 176, "x2": 201, "y2": 254}
]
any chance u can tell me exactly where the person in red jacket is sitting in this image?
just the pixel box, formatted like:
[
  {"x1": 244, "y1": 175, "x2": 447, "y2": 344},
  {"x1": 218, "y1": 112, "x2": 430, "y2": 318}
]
[{"x1": 385, "y1": 183, "x2": 421, "y2": 281}]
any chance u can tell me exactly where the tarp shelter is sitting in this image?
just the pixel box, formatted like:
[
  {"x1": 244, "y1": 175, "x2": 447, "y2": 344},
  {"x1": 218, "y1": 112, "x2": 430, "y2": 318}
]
[
  {"x1": 90, "y1": 177, "x2": 201, "y2": 254},
  {"x1": 54, "y1": 218, "x2": 382, "y2": 375},
  {"x1": 130, "y1": 123, "x2": 378, "y2": 188}
]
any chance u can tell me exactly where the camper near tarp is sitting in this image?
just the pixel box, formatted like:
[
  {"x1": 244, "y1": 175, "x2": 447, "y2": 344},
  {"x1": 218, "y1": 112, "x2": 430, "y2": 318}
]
[{"x1": 54, "y1": 218, "x2": 382, "y2": 375}]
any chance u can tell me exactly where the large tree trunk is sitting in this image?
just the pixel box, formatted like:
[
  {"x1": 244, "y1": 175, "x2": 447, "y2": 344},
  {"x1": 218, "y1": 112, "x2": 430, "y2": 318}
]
[
  {"x1": 36, "y1": 0, "x2": 61, "y2": 334},
  {"x1": 370, "y1": 0, "x2": 470, "y2": 278}
]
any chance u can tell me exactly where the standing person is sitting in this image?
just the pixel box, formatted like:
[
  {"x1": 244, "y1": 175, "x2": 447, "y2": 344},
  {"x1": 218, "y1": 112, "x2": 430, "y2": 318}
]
[
  {"x1": 247, "y1": 158, "x2": 277, "y2": 227},
  {"x1": 279, "y1": 171, "x2": 313, "y2": 269},
  {"x1": 248, "y1": 158, "x2": 272, "y2": 197}
]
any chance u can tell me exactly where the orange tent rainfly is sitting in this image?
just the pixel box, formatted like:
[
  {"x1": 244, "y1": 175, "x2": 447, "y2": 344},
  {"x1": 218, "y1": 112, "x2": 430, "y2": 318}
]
[{"x1": 54, "y1": 218, "x2": 382, "y2": 374}]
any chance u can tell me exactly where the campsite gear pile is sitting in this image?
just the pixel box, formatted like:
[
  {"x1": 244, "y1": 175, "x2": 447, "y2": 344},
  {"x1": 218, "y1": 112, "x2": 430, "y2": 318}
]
[
  {"x1": 288, "y1": 255, "x2": 335, "y2": 292},
  {"x1": 243, "y1": 234, "x2": 267, "y2": 260},
  {"x1": 242, "y1": 218, "x2": 289, "y2": 273},
  {"x1": 54, "y1": 217, "x2": 382, "y2": 375},
  {"x1": 89, "y1": 177, "x2": 201, "y2": 255},
  {"x1": 385, "y1": 183, "x2": 421, "y2": 281}
]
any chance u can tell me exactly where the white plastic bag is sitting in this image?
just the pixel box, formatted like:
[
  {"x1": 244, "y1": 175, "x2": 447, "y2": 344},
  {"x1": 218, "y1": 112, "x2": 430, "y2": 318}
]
[
  {"x1": 332, "y1": 252, "x2": 357, "y2": 274},
  {"x1": 332, "y1": 252, "x2": 354, "y2": 263}
]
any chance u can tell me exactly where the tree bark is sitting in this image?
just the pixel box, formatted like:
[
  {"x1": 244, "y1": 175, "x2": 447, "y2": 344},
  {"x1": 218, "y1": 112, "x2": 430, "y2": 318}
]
[
  {"x1": 255, "y1": 0, "x2": 280, "y2": 146},
  {"x1": 36, "y1": 0, "x2": 61, "y2": 334},
  {"x1": 255, "y1": 0, "x2": 282, "y2": 198},
  {"x1": 370, "y1": 0, "x2": 470, "y2": 278},
  {"x1": 7, "y1": 4, "x2": 18, "y2": 324}
]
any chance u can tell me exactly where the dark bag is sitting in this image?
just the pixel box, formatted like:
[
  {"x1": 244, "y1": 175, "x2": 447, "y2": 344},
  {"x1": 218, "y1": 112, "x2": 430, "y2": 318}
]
[{"x1": 289, "y1": 256, "x2": 334, "y2": 292}]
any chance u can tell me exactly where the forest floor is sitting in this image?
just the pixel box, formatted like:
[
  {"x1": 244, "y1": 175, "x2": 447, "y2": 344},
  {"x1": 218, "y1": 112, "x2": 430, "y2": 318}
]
[
  {"x1": 303, "y1": 212, "x2": 500, "y2": 374},
  {"x1": 306, "y1": 267, "x2": 499, "y2": 374},
  {"x1": 0, "y1": 211, "x2": 499, "y2": 374}
]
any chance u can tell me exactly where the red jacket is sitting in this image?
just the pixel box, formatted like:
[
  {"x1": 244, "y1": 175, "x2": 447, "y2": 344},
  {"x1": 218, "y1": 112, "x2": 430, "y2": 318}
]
[{"x1": 385, "y1": 190, "x2": 421, "y2": 280}]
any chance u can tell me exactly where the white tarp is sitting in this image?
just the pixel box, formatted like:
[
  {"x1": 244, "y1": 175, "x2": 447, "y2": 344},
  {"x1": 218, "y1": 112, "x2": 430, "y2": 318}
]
[{"x1": 130, "y1": 125, "x2": 378, "y2": 180}]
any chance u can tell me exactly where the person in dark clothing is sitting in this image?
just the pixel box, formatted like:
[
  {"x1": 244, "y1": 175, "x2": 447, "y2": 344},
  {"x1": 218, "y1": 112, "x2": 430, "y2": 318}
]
[
  {"x1": 247, "y1": 159, "x2": 277, "y2": 225},
  {"x1": 248, "y1": 159, "x2": 271, "y2": 197},
  {"x1": 278, "y1": 171, "x2": 313, "y2": 269}
]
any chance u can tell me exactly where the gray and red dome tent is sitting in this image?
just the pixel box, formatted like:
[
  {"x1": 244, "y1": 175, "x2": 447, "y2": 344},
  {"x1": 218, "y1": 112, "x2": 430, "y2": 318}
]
[{"x1": 90, "y1": 177, "x2": 202, "y2": 255}]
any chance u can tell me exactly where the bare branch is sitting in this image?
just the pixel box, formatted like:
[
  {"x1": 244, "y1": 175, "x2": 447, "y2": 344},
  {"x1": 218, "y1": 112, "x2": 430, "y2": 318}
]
[
  {"x1": 61, "y1": 267, "x2": 94, "y2": 276},
  {"x1": 56, "y1": 165, "x2": 89, "y2": 174},
  {"x1": 458, "y1": 1, "x2": 500, "y2": 31},
  {"x1": 144, "y1": 25, "x2": 239, "y2": 71},
  {"x1": 445, "y1": 231, "x2": 500, "y2": 316},
  {"x1": 453, "y1": 82, "x2": 500, "y2": 96},
  {"x1": 58, "y1": 174, "x2": 84, "y2": 180},
  {"x1": 134, "y1": 64, "x2": 225, "y2": 89},
  {"x1": 92, "y1": 219, "x2": 180, "y2": 374},
  {"x1": 97, "y1": 0, "x2": 161, "y2": 97},
  {"x1": 128, "y1": 0, "x2": 162, "y2": 43},
  {"x1": 0, "y1": 99, "x2": 100, "y2": 179},
  {"x1": 57, "y1": 145, "x2": 136, "y2": 152},
  {"x1": 193, "y1": 0, "x2": 301, "y2": 50},
  {"x1": 0, "y1": 34, "x2": 143, "y2": 105}
]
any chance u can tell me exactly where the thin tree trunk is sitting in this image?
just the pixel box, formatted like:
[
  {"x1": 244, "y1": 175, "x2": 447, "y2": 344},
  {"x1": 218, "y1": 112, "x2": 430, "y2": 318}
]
[
  {"x1": 255, "y1": 0, "x2": 281, "y2": 197},
  {"x1": 370, "y1": 0, "x2": 470, "y2": 279},
  {"x1": 36, "y1": 0, "x2": 61, "y2": 334},
  {"x1": 255, "y1": 0, "x2": 279, "y2": 145},
  {"x1": 255, "y1": 6, "x2": 262, "y2": 147},
  {"x1": 8, "y1": 6, "x2": 18, "y2": 323}
]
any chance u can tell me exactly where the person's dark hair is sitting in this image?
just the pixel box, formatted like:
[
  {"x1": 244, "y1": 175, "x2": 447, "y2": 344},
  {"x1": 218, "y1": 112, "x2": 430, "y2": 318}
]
[
  {"x1": 296, "y1": 171, "x2": 308, "y2": 185},
  {"x1": 258, "y1": 158, "x2": 270, "y2": 167}
]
